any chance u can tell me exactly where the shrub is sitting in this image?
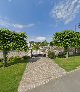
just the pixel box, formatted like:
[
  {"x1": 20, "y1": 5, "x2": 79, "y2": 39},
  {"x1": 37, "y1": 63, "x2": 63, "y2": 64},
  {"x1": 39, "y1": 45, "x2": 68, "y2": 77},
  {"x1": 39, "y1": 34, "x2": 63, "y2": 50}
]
[
  {"x1": 9, "y1": 56, "x2": 21, "y2": 62},
  {"x1": 0, "y1": 58, "x2": 3, "y2": 62},
  {"x1": 22, "y1": 56, "x2": 30, "y2": 60},
  {"x1": 58, "y1": 52, "x2": 66, "y2": 58},
  {"x1": 48, "y1": 51, "x2": 55, "y2": 59}
]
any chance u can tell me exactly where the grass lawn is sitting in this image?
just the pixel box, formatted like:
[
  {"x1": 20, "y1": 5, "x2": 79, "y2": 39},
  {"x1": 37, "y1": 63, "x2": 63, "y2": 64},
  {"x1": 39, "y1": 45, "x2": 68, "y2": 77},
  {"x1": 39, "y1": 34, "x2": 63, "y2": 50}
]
[
  {"x1": 55, "y1": 56, "x2": 80, "y2": 72},
  {"x1": 0, "y1": 57, "x2": 28, "y2": 92}
]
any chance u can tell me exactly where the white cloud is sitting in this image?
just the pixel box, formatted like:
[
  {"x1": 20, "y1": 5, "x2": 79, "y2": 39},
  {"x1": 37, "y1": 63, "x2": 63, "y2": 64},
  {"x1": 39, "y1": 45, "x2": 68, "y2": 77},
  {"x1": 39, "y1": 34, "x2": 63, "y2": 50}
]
[
  {"x1": 29, "y1": 36, "x2": 46, "y2": 42},
  {"x1": 0, "y1": 18, "x2": 11, "y2": 27},
  {"x1": 0, "y1": 17, "x2": 35, "y2": 30},
  {"x1": 51, "y1": 0, "x2": 80, "y2": 24},
  {"x1": 26, "y1": 24, "x2": 35, "y2": 28},
  {"x1": 13, "y1": 23, "x2": 35, "y2": 29},
  {"x1": 36, "y1": 37, "x2": 46, "y2": 41},
  {"x1": 13, "y1": 24, "x2": 24, "y2": 29}
]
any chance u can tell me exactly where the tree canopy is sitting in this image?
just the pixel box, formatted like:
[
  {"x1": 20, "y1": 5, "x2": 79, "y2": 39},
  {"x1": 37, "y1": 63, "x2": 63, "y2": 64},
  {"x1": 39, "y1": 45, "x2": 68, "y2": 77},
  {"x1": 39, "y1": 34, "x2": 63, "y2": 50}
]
[
  {"x1": 30, "y1": 40, "x2": 49, "y2": 50},
  {"x1": 0, "y1": 28, "x2": 28, "y2": 66},
  {"x1": 50, "y1": 41, "x2": 54, "y2": 46},
  {"x1": 53, "y1": 30, "x2": 80, "y2": 49},
  {"x1": 52, "y1": 30, "x2": 80, "y2": 58},
  {"x1": 41, "y1": 40, "x2": 49, "y2": 46}
]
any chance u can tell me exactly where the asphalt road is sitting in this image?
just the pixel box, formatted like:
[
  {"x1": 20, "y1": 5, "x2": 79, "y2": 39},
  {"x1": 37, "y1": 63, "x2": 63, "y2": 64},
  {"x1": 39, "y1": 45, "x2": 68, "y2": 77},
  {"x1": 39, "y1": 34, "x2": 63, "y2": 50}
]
[{"x1": 27, "y1": 70, "x2": 80, "y2": 92}]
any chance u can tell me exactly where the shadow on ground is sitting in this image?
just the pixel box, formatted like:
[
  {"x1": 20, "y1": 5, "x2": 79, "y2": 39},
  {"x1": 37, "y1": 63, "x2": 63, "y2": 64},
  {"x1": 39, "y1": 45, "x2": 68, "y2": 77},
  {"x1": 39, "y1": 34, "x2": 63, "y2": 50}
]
[
  {"x1": 0, "y1": 58, "x2": 29, "y2": 68},
  {"x1": 29, "y1": 57, "x2": 41, "y2": 63},
  {"x1": 0, "y1": 57, "x2": 40, "y2": 68}
]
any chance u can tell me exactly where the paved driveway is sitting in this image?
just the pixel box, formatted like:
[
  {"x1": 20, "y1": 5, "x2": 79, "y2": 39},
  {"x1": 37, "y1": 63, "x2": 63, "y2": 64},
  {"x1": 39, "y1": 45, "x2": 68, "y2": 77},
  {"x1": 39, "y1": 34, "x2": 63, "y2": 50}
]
[{"x1": 27, "y1": 69, "x2": 80, "y2": 92}]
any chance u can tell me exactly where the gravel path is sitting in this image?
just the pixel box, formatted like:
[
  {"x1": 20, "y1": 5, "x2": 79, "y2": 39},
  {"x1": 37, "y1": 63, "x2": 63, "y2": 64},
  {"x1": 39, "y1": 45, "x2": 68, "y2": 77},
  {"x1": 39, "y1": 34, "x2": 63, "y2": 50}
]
[
  {"x1": 27, "y1": 69, "x2": 80, "y2": 92},
  {"x1": 18, "y1": 57, "x2": 66, "y2": 92}
]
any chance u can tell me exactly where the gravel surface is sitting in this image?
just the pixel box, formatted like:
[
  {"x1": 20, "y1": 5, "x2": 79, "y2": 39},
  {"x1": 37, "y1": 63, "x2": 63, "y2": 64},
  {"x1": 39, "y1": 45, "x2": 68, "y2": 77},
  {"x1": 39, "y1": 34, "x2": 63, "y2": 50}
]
[
  {"x1": 18, "y1": 57, "x2": 66, "y2": 92},
  {"x1": 27, "y1": 69, "x2": 80, "y2": 92}
]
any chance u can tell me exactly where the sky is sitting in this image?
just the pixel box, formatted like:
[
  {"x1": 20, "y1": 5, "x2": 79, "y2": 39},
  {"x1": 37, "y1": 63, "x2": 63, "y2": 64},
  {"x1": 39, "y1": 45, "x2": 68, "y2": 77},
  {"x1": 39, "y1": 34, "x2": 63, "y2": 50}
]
[{"x1": 0, "y1": 0, "x2": 80, "y2": 42}]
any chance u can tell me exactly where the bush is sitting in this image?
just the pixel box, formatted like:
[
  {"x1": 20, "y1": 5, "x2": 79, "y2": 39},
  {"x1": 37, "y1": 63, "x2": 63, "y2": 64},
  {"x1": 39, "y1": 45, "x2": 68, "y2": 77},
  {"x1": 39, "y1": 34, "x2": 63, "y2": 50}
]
[
  {"x1": 48, "y1": 51, "x2": 55, "y2": 59},
  {"x1": 22, "y1": 56, "x2": 30, "y2": 60},
  {"x1": 0, "y1": 58, "x2": 3, "y2": 62},
  {"x1": 9, "y1": 56, "x2": 21, "y2": 62},
  {"x1": 58, "y1": 52, "x2": 66, "y2": 58}
]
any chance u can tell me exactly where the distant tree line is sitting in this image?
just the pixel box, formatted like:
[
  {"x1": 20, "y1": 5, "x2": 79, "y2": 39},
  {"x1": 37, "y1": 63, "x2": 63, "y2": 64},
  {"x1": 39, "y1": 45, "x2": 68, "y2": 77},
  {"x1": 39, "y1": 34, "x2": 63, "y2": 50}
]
[{"x1": 30, "y1": 40, "x2": 49, "y2": 50}]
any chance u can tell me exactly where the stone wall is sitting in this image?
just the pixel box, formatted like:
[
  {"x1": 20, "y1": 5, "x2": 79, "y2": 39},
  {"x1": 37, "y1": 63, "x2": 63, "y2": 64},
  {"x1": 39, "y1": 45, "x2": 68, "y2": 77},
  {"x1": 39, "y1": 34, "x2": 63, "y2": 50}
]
[{"x1": 0, "y1": 51, "x2": 29, "y2": 59}]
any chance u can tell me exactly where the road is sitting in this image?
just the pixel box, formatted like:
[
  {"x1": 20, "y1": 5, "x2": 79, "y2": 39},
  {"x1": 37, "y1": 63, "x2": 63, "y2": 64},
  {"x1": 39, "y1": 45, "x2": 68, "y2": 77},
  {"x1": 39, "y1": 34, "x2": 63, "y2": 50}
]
[{"x1": 27, "y1": 69, "x2": 80, "y2": 92}]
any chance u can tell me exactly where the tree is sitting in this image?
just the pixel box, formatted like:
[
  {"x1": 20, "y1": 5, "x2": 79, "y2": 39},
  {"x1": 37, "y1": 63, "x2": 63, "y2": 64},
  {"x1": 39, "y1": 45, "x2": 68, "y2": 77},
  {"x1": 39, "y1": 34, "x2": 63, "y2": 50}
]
[
  {"x1": 41, "y1": 40, "x2": 49, "y2": 46},
  {"x1": 53, "y1": 30, "x2": 80, "y2": 58},
  {"x1": 32, "y1": 42, "x2": 40, "y2": 50},
  {"x1": 0, "y1": 28, "x2": 28, "y2": 67},
  {"x1": 50, "y1": 41, "x2": 54, "y2": 46}
]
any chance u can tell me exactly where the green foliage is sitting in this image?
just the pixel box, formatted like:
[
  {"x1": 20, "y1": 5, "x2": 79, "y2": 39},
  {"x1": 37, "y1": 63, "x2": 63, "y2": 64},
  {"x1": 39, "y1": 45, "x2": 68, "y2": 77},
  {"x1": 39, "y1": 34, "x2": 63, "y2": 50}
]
[
  {"x1": 31, "y1": 40, "x2": 49, "y2": 50},
  {"x1": 53, "y1": 30, "x2": 80, "y2": 49},
  {"x1": 32, "y1": 43, "x2": 40, "y2": 50},
  {"x1": 48, "y1": 51, "x2": 55, "y2": 59},
  {"x1": 31, "y1": 42, "x2": 41, "y2": 50},
  {"x1": 22, "y1": 55, "x2": 30, "y2": 60},
  {"x1": 0, "y1": 28, "x2": 28, "y2": 66},
  {"x1": 0, "y1": 58, "x2": 3, "y2": 62},
  {"x1": 0, "y1": 28, "x2": 28, "y2": 51},
  {"x1": 41, "y1": 40, "x2": 49, "y2": 46},
  {"x1": 58, "y1": 52, "x2": 66, "y2": 58},
  {"x1": 50, "y1": 41, "x2": 54, "y2": 46},
  {"x1": 53, "y1": 30, "x2": 80, "y2": 58},
  {"x1": 9, "y1": 56, "x2": 21, "y2": 62}
]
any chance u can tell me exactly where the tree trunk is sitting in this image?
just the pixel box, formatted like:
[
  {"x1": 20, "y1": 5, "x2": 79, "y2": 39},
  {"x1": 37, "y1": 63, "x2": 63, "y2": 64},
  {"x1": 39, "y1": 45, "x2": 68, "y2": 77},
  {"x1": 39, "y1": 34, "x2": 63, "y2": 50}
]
[
  {"x1": 31, "y1": 49, "x2": 32, "y2": 58},
  {"x1": 64, "y1": 48, "x2": 69, "y2": 59},
  {"x1": 3, "y1": 49, "x2": 7, "y2": 67},
  {"x1": 66, "y1": 51, "x2": 69, "y2": 59},
  {"x1": 74, "y1": 48, "x2": 76, "y2": 55}
]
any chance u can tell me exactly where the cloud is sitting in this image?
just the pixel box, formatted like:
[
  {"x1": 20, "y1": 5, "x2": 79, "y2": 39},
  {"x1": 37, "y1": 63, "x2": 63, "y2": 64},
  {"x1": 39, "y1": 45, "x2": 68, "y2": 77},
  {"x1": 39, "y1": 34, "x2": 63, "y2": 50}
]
[
  {"x1": 29, "y1": 36, "x2": 46, "y2": 42},
  {"x1": 13, "y1": 24, "x2": 25, "y2": 29},
  {"x1": 0, "y1": 17, "x2": 11, "y2": 27},
  {"x1": 0, "y1": 16, "x2": 35, "y2": 30},
  {"x1": 13, "y1": 23, "x2": 35, "y2": 29},
  {"x1": 51, "y1": 0, "x2": 80, "y2": 24},
  {"x1": 26, "y1": 24, "x2": 35, "y2": 28},
  {"x1": 36, "y1": 37, "x2": 46, "y2": 41}
]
